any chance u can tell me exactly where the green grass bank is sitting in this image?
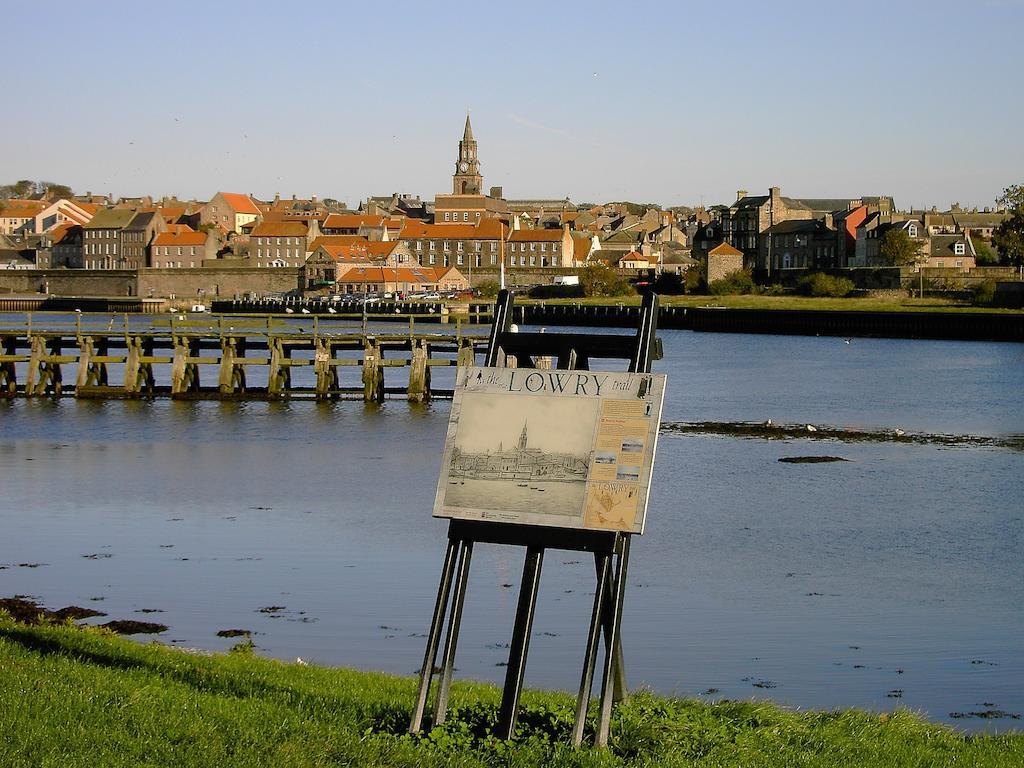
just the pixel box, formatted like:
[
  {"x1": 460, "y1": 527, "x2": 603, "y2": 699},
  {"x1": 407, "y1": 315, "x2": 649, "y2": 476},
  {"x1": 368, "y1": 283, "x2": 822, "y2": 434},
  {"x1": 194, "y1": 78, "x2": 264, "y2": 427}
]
[{"x1": 1, "y1": 615, "x2": 1021, "y2": 767}]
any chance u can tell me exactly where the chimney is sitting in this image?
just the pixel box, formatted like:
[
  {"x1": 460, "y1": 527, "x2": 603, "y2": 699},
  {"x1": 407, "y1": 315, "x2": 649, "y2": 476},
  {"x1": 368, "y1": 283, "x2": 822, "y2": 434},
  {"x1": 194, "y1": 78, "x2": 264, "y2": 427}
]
[
  {"x1": 736, "y1": 190, "x2": 747, "y2": 201},
  {"x1": 274, "y1": 193, "x2": 280, "y2": 205},
  {"x1": 292, "y1": 194, "x2": 297, "y2": 201},
  {"x1": 769, "y1": 186, "x2": 781, "y2": 204},
  {"x1": 311, "y1": 195, "x2": 317, "y2": 205}
]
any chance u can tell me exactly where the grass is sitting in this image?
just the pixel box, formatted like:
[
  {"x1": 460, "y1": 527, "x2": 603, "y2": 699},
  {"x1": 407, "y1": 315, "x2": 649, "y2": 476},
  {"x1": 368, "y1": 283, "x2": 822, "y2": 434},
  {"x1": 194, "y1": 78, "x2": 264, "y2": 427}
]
[
  {"x1": 514, "y1": 294, "x2": 1024, "y2": 314},
  {"x1": 1, "y1": 615, "x2": 1021, "y2": 767}
]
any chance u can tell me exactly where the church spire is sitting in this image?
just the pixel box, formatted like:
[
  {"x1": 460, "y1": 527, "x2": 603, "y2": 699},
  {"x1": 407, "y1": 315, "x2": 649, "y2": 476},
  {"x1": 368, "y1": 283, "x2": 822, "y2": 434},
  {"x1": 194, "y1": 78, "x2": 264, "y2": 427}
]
[{"x1": 463, "y1": 113, "x2": 474, "y2": 142}]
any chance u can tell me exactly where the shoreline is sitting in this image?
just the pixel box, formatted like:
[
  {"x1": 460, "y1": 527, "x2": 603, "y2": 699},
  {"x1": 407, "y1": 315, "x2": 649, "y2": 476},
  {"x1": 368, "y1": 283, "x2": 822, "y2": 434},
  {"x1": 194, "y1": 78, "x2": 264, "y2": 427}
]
[{"x1": 1, "y1": 610, "x2": 1021, "y2": 766}]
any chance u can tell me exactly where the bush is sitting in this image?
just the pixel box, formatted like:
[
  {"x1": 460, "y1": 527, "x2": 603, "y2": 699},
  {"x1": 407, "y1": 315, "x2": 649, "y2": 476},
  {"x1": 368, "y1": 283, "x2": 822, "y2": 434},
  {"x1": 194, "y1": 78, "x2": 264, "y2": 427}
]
[
  {"x1": 708, "y1": 268, "x2": 754, "y2": 295},
  {"x1": 972, "y1": 279, "x2": 996, "y2": 306},
  {"x1": 795, "y1": 272, "x2": 855, "y2": 298},
  {"x1": 475, "y1": 280, "x2": 500, "y2": 298},
  {"x1": 578, "y1": 264, "x2": 634, "y2": 297},
  {"x1": 684, "y1": 261, "x2": 707, "y2": 294}
]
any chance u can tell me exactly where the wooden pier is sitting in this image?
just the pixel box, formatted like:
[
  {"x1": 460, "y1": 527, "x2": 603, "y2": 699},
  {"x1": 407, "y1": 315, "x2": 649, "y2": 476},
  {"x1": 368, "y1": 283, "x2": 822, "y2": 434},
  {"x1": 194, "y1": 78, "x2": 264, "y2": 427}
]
[{"x1": 0, "y1": 313, "x2": 488, "y2": 401}]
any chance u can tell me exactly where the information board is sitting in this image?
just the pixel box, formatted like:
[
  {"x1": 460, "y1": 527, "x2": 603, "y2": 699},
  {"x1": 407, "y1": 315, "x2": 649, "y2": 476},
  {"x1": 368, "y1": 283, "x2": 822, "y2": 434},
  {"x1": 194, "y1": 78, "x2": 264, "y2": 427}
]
[{"x1": 433, "y1": 366, "x2": 666, "y2": 534}]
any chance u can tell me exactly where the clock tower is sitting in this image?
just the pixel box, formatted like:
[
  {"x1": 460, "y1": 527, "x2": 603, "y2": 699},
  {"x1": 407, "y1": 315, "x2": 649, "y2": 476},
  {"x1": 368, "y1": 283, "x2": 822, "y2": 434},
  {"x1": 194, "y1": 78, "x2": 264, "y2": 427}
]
[{"x1": 453, "y1": 114, "x2": 483, "y2": 195}]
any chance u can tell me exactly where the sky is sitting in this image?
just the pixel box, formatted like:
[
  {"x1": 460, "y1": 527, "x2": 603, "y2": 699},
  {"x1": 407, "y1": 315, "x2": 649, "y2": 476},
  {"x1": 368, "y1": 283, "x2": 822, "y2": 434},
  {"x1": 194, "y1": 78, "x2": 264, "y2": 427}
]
[{"x1": 5, "y1": 0, "x2": 1023, "y2": 209}]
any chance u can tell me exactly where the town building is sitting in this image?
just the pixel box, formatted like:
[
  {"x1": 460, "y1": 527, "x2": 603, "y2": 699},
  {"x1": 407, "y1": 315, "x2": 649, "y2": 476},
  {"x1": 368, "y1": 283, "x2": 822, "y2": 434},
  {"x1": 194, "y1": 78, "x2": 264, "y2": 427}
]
[
  {"x1": 434, "y1": 116, "x2": 509, "y2": 223},
  {"x1": 250, "y1": 219, "x2": 320, "y2": 267},
  {"x1": 0, "y1": 200, "x2": 47, "y2": 234},
  {"x1": 201, "y1": 192, "x2": 261, "y2": 234},
  {"x1": 151, "y1": 227, "x2": 219, "y2": 268},
  {"x1": 121, "y1": 211, "x2": 165, "y2": 269},
  {"x1": 81, "y1": 208, "x2": 138, "y2": 269},
  {"x1": 400, "y1": 219, "x2": 506, "y2": 268},
  {"x1": 505, "y1": 226, "x2": 574, "y2": 268}
]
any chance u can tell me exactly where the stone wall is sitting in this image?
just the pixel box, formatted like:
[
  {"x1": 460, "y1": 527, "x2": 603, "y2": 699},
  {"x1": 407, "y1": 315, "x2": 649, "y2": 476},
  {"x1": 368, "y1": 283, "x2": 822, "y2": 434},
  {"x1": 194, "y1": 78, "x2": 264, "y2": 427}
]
[
  {"x1": 137, "y1": 268, "x2": 302, "y2": 300},
  {"x1": 0, "y1": 269, "x2": 136, "y2": 296},
  {"x1": 463, "y1": 266, "x2": 582, "y2": 287},
  {"x1": 0, "y1": 268, "x2": 301, "y2": 301}
]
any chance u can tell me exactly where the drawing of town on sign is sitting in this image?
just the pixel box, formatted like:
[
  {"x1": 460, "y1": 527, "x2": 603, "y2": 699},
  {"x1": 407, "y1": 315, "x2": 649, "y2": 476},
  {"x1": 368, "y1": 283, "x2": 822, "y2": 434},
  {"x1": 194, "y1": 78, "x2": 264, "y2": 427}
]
[{"x1": 443, "y1": 391, "x2": 597, "y2": 518}]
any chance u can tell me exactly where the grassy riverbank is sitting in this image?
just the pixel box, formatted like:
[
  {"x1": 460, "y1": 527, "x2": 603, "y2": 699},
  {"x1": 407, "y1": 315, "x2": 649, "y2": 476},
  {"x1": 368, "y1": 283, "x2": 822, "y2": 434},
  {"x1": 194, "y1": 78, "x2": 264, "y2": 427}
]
[
  {"x1": 513, "y1": 294, "x2": 1024, "y2": 314},
  {"x1": 1, "y1": 615, "x2": 1021, "y2": 767}
]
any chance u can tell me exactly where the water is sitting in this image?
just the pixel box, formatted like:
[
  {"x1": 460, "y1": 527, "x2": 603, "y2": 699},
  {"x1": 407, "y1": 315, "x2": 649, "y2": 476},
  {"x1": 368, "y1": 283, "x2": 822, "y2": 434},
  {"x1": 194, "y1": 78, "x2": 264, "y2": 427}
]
[{"x1": 1, "y1": 330, "x2": 1022, "y2": 732}]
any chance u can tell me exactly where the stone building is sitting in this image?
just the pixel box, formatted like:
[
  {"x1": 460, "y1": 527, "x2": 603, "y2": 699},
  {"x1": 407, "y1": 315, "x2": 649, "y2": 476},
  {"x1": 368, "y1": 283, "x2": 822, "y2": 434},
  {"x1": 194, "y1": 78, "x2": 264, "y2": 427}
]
[
  {"x1": 505, "y1": 226, "x2": 574, "y2": 268},
  {"x1": 121, "y1": 211, "x2": 165, "y2": 268},
  {"x1": 49, "y1": 223, "x2": 83, "y2": 268},
  {"x1": 151, "y1": 227, "x2": 219, "y2": 268},
  {"x1": 400, "y1": 219, "x2": 506, "y2": 268},
  {"x1": 706, "y1": 242, "x2": 744, "y2": 283},
  {"x1": 81, "y1": 208, "x2": 137, "y2": 269},
  {"x1": 434, "y1": 115, "x2": 509, "y2": 223},
  {"x1": 760, "y1": 219, "x2": 837, "y2": 271},
  {"x1": 201, "y1": 192, "x2": 261, "y2": 234},
  {"x1": 250, "y1": 219, "x2": 320, "y2": 267}
]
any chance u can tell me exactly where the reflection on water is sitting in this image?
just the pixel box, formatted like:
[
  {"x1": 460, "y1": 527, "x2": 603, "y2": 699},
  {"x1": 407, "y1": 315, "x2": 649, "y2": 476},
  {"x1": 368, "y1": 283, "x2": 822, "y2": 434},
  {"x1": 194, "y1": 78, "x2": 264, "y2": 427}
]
[{"x1": 1, "y1": 330, "x2": 1022, "y2": 732}]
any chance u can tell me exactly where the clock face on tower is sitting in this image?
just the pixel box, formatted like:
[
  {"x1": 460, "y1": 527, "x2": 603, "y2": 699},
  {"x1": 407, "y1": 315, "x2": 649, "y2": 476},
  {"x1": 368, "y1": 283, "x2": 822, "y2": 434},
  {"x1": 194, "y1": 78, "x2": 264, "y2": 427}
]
[{"x1": 459, "y1": 162, "x2": 469, "y2": 172}]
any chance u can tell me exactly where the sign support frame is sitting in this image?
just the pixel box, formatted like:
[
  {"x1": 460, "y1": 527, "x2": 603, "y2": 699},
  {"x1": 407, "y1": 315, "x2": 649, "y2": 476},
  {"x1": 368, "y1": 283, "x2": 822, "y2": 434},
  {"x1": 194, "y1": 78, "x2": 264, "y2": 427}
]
[{"x1": 409, "y1": 289, "x2": 660, "y2": 747}]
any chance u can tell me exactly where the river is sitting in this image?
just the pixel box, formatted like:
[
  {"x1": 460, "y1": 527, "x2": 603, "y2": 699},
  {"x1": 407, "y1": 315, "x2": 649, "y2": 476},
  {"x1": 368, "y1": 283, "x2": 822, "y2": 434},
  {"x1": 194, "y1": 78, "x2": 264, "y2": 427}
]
[{"x1": 1, "y1": 328, "x2": 1022, "y2": 731}]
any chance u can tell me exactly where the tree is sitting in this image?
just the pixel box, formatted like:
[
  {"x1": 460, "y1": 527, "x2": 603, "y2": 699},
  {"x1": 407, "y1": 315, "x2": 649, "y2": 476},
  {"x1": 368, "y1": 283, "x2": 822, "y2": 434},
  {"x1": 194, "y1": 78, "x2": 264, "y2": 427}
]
[
  {"x1": 971, "y1": 237, "x2": 998, "y2": 266},
  {"x1": 40, "y1": 182, "x2": 73, "y2": 199},
  {"x1": 993, "y1": 211, "x2": 1024, "y2": 271},
  {"x1": 880, "y1": 228, "x2": 921, "y2": 266},
  {"x1": 994, "y1": 184, "x2": 1024, "y2": 272},
  {"x1": 996, "y1": 184, "x2": 1024, "y2": 212},
  {"x1": 578, "y1": 264, "x2": 633, "y2": 297}
]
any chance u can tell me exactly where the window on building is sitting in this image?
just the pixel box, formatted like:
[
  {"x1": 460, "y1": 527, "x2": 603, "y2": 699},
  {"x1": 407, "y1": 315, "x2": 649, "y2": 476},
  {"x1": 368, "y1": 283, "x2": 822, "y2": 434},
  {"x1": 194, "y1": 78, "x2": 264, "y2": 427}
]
[
  {"x1": 457, "y1": 254, "x2": 464, "y2": 265},
  {"x1": 463, "y1": 212, "x2": 469, "y2": 221},
  {"x1": 444, "y1": 212, "x2": 450, "y2": 221},
  {"x1": 954, "y1": 242, "x2": 965, "y2": 255},
  {"x1": 529, "y1": 256, "x2": 535, "y2": 266},
  {"x1": 490, "y1": 254, "x2": 496, "y2": 265},
  {"x1": 443, "y1": 241, "x2": 450, "y2": 251}
]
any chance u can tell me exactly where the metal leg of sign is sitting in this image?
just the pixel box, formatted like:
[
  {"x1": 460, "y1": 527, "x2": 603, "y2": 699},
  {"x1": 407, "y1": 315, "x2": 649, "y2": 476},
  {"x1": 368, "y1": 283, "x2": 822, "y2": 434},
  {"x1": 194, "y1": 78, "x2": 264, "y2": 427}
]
[
  {"x1": 496, "y1": 546, "x2": 545, "y2": 740},
  {"x1": 409, "y1": 536, "x2": 460, "y2": 733},
  {"x1": 571, "y1": 550, "x2": 612, "y2": 746},
  {"x1": 433, "y1": 540, "x2": 474, "y2": 725},
  {"x1": 596, "y1": 536, "x2": 632, "y2": 747}
]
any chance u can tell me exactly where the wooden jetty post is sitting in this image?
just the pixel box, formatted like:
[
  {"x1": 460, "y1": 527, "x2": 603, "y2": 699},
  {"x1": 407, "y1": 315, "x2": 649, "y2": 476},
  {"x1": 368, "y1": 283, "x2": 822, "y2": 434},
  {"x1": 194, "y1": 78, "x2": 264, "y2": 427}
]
[
  {"x1": 362, "y1": 337, "x2": 384, "y2": 402},
  {"x1": 407, "y1": 339, "x2": 431, "y2": 403}
]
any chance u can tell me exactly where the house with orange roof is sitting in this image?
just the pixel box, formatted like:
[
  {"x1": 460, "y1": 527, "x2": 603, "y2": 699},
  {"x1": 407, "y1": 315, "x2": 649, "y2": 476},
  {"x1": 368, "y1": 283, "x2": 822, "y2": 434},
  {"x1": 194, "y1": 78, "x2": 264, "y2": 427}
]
[
  {"x1": 250, "y1": 219, "x2": 320, "y2": 267},
  {"x1": 707, "y1": 241, "x2": 745, "y2": 283},
  {"x1": 505, "y1": 225, "x2": 574, "y2": 268},
  {"x1": 399, "y1": 219, "x2": 506, "y2": 269},
  {"x1": 0, "y1": 200, "x2": 48, "y2": 234},
  {"x1": 151, "y1": 227, "x2": 219, "y2": 268},
  {"x1": 48, "y1": 222, "x2": 83, "y2": 268},
  {"x1": 30, "y1": 199, "x2": 96, "y2": 233},
  {"x1": 200, "y1": 192, "x2": 262, "y2": 234},
  {"x1": 333, "y1": 265, "x2": 467, "y2": 297}
]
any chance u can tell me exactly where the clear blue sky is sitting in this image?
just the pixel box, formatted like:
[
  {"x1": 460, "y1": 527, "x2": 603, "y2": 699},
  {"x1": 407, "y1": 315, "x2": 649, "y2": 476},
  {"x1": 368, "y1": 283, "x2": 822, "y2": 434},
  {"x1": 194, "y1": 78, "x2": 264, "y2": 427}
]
[{"x1": 6, "y1": 0, "x2": 1022, "y2": 209}]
